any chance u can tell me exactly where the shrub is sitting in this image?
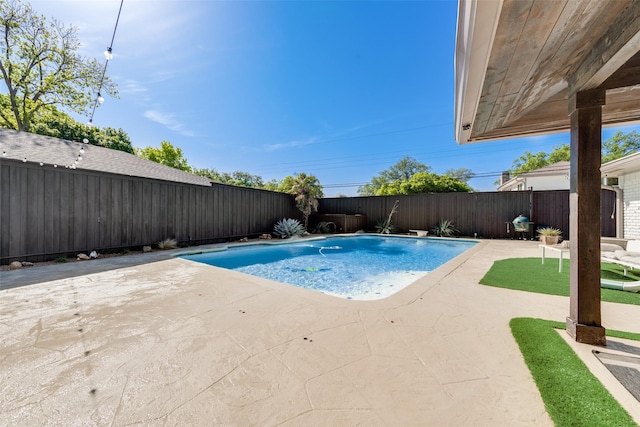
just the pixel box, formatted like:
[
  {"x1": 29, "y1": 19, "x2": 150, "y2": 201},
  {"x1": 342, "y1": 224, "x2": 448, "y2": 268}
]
[
  {"x1": 376, "y1": 199, "x2": 399, "y2": 234},
  {"x1": 273, "y1": 218, "x2": 305, "y2": 239},
  {"x1": 54, "y1": 257, "x2": 67, "y2": 263},
  {"x1": 375, "y1": 219, "x2": 396, "y2": 234},
  {"x1": 158, "y1": 238, "x2": 178, "y2": 250},
  {"x1": 431, "y1": 219, "x2": 459, "y2": 237}
]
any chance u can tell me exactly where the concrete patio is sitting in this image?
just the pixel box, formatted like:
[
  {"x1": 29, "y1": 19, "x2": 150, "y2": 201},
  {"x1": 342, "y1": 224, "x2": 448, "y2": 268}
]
[{"x1": 1, "y1": 239, "x2": 639, "y2": 425}]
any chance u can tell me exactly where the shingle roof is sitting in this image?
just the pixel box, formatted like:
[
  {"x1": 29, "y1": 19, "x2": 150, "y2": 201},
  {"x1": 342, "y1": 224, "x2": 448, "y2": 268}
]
[{"x1": 0, "y1": 129, "x2": 212, "y2": 187}]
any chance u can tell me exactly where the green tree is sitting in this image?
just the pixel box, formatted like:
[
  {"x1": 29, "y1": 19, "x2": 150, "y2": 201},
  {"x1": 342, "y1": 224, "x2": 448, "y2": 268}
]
[
  {"x1": 0, "y1": 93, "x2": 134, "y2": 153},
  {"x1": 506, "y1": 131, "x2": 640, "y2": 178},
  {"x1": 0, "y1": 0, "x2": 116, "y2": 131},
  {"x1": 285, "y1": 173, "x2": 323, "y2": 229},
  {"x1": 358, "y1": 156, "x2": 430, "y2": 196},
  {"x1": 193, "y1": 167, "x2": 264, "y2": 188},
  {"x1": 510, "y1": 151, "x2": 554, "y2": 175},
  {"x1": 376, "y1": 171, "x2": 472, "y2": 195},
  {"x1": 444, "y1": 167, "x2": 474, "y2": 183},
  {"x1": 137, "y1": 141, "x2": 191, "y2": 171},
  {"x1": 602, "y1": 131, "x2": 640, "y2": 163},
  {"x1": 263, "y1": 178, "x2": 281, "y2": 192}
]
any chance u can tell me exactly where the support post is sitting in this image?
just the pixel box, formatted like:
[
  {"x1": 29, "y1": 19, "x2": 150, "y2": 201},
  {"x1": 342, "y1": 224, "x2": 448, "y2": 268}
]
[{"x1": 566, "y1": 89, "x2": 606, "y2": 346}]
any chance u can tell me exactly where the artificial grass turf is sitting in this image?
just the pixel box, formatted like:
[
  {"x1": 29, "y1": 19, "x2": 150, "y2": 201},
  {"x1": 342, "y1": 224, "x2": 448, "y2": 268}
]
[
  {"x1": 510, "y1": 318, "x2": 639, "y2": 427},
  {"x1": 479, "y1": 258, "x2": 640, "y2": 305}
]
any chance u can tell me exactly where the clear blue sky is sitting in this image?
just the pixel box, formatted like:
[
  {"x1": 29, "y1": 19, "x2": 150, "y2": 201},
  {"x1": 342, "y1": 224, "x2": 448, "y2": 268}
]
[{"x1": 27, "y1": 0, "x2": 640, "y2": 196}]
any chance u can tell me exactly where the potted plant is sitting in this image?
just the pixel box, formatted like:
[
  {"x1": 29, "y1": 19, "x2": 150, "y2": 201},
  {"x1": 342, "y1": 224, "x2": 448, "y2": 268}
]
[{"x1": 537, "y1": 227, "x2": 562, "y2": 246}]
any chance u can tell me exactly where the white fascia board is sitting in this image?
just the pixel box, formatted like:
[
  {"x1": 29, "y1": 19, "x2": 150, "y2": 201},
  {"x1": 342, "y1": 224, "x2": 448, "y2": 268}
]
[{"x1": 454, "y1": 0, "x2": 503, "y2": 145}]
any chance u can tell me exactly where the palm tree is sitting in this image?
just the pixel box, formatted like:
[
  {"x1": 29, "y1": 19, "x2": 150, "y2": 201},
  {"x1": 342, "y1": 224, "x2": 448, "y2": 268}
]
[{"x1": 289, "y1": 173, "x2": 323, "y2": 229}]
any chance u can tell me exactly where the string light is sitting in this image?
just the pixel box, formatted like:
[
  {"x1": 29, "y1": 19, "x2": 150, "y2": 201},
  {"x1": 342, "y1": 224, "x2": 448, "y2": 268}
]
[{"x1": 87, "y1": 0, "x2": 124, "y2": 125}]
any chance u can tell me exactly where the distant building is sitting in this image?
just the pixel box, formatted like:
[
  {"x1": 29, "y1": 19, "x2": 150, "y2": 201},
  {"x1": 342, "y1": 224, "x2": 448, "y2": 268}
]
[
  {"x1": 497, "y1": 161, "x2": 570, "y2": 192},
  {"x1": 601, "y1": 152, "x2": 640, "y2": 239},
  {"x1": 0, "y1": 128, "x2": 212, "y2": 186}
]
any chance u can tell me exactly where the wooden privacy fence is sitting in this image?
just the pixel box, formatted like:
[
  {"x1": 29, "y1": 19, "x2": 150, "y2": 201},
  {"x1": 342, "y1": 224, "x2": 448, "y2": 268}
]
[
  {"x1": 0, "y1": 161, "x2": 299, "y2": 263},
  {"x1": 318, "y1": 190, "x2": 617, "y2": 239},
  {"x1": 0, "y1": 160, "x2": 617, "y2": 264}
]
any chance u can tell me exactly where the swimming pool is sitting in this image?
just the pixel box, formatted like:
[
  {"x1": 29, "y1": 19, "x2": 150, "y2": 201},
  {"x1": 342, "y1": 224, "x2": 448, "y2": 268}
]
[{"x1": 180, "y1": 235, "x2": 476, "y2": 300}]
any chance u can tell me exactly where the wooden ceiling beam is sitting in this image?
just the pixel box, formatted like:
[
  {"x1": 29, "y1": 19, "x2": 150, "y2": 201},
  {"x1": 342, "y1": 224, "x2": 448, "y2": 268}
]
[
  {"x1": 569, "y1": 1, "x2": 640, "y2": 95},
  {"x1": 601, "y1": 51, "x2": 640, "y2": 91}
]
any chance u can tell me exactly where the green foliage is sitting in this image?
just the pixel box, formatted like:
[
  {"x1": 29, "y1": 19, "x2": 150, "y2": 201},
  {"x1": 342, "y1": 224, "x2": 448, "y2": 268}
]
[
  {"x1": 602, "y1": 131, "x2": 640, "y2": 163},
  {"x1": 358, "y1": 156, "x2": 430, "y2": 196},
  {"x1": 480, "y1": 258, "x2": 640, "y2": 305},
  {"x1": 376, "y1": 171, "x2": 472, "y2": 195},
  {"x1": 273, "y1": 218, "x2": 305, "y2": 239},
  {"x1": 54, "y1": 257, "x2": 67, "y2": 263},
  {"x1": 510, "y1": 318, "x2": 637, "y2": 427},
  {"x1": 506, "y1": 131, "x2": 640, "y2": 179},
  {"x1": 359, "y1": 157, "x2": 471, "y2": 196},
  {"x1": 137, "y1": 141, "x2": 191, "y2": 171},
  {"x1": 431, "y1": 219, "x2": 459, "y2": 237},
  {"x1": 444, "y1": 167, "x2": 474, "y2": 183},
  {"x1": 0, "y1": 0, "x2": 117, "y2": 132},
  {"x1": 374, "y1": 219, "x2": 396, "y2": 234},
  {"x1": 283, "y1": 173, "x2": 323, "y2": 229},
  {"x1": 376, "y1": 199, "x2": 399, "y2": 234},
  {"x1": 0, "y1": 94, "x2": 134, "y2": 153},
  {"x1": 193, "y1": 168, "x2": 264, "y2": 188},
  {"x1": 536, "y1": 226, "x2": 562, "y2": 237},
  {"x1": 511, "y1": 149, "x2": 565, "y2": 176},
  {"x1": 263, "y1": 179, "x2": 281, "y2": 192}
]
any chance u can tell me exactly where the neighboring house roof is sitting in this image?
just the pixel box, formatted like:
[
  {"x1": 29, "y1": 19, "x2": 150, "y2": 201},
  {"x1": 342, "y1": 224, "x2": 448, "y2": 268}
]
[
  {"x1": 601, "y1": 151, "x2": 640, "y2": 177},
  {"x1": 0, "y1": 128, "x2": 212, "y2": 187},
  {"x1": 497, "y1": 161, "x2": 570, "y2": 191}
]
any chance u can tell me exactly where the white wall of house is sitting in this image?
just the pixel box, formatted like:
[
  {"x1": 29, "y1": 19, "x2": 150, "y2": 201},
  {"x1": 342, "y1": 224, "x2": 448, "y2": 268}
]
[
  {"x1": 501, "y1": 174, "x2": 569, "y2": 191},
  {"x1": 527, "y1": 175, "x2": 569, "y2": 191},
  {"x1": 620, "y1": 170, "x2": 640, "y2": 239}
]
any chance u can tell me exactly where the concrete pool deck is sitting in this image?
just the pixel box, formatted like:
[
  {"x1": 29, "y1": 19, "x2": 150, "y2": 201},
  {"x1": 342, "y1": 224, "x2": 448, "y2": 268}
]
[{"x1": 1, "y1": 239, "x2": 639, "y2": 425}]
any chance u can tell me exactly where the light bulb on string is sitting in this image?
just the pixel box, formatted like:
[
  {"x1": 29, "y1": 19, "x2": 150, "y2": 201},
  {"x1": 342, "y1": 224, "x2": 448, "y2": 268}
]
[
  {"x1": 97, "y1": 93, "x2": 104, "y2": 104},
  {"x1": 39, "y1": 162, "x2": 44, "y2": 166},
  {"x1": 22, "y1": 157, "x2": 27, "y2": 163},
  {"x1": 104, "y1": 47, "x2": 113, "y2": 60}
]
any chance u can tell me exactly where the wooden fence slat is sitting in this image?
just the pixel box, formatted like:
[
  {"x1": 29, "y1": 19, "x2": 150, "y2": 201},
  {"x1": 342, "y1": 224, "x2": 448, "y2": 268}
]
[{"x1": 0, "y1": 160, "x2": 619, "y2": 263}]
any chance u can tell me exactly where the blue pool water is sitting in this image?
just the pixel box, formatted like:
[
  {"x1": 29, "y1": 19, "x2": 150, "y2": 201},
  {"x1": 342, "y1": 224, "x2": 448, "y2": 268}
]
[{"x1": 180, "y1": 235, "x2": 476, "y2": 300}]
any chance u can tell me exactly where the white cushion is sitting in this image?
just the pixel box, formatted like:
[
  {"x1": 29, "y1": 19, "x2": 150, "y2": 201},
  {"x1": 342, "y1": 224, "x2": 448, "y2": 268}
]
[
  {"x1": 602, "y1": 251, "x2": 617, "y2": 259},
  {"x1": 602, "y1": 243, "x2": 624, "y2": 252},
  {"x1": 618, "y1": 256, "x2": 640, "y2": 265},
  {"x1": 615, "y1": 250, "x2": 640, "y2": 259},
  {"x1": 627, "y1": 240, "x2": 640, "y2": 252}
]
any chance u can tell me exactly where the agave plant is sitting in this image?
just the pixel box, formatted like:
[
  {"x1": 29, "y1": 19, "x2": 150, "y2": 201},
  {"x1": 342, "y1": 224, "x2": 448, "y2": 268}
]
[
  {"x1": 375, "y1": 219, "x2": 396, "y2": 234},
  {"x1": 431, "y1": 219, "x2": 459, "y2": 237},
  {"x1": 273, "y1": 218, "x2": 305, "y2": 239},
  {"x1": 376, "y1": 199, "x2": 399, "y2": 234},
  {"x1": 158, "y1": 238, "x2": 178, "y2": 250}
]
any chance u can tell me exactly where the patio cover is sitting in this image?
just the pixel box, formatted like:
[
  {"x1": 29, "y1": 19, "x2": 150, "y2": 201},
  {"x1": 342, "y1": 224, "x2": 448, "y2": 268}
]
[
  {"x1": 454, "y1": 0, "x2": 640, "y2": 345},
  {"x1": 455, "y1": 0, "x2": 640, "y2": 144}
]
